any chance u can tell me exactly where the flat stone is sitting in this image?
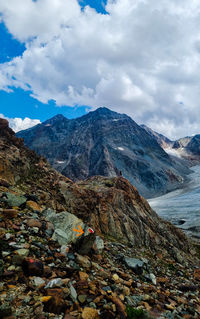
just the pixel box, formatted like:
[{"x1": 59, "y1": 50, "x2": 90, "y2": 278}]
[
  {"x1": 45, "y1": 278, "x2": 63, "y2": 288},
  {"x1": 124, "y1": 257, "x2": 144, "y2": 274},
  {"x1": 26, "y1": 218, "x2": 42, "y2": 228},
  {"x1": 15, "y1": 248, "x2": 30, "y2": 257},
  {"x1": 1, "y1": 192, "x2": 26, "y2": 207},
  {"x1": 33, "y1": 276, "x2": 46, "y2": 287},
  {"x1": 69, "y1": 283, "x2": 77, "y2": 301},
  {"x1": 2, "y1": 209, "x2": 18, "y2": 218}
]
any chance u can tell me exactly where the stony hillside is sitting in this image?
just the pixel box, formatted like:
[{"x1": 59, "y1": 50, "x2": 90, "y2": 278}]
[
  {"x1": 17, "y1": 108, "x2": 191, "y2": 198},
  {"x1": 0, "y1": 118, "x2": 200, "y2": 318}
]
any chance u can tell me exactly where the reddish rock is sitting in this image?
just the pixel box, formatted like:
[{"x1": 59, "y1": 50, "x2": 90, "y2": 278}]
[
  {"x1": 2, "y1": 209, "x2": 18, "y2": 219},
  {"x1": 22, "y1": 258, "x2": 44, "y2": 276},
  {"x1": 44, "y1": 288, "x2": 66, "y2": 314},
  {"x1": 26, "y1": 218, "x2": 42, "y2": 228},
  {"x1": 26, "y1": 201, "x2": 42, "y2": 212}
]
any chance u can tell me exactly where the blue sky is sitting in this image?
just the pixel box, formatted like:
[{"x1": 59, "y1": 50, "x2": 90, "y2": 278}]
[{"x1": 0, "y1": 0, "x2": 107, "y2": 128}]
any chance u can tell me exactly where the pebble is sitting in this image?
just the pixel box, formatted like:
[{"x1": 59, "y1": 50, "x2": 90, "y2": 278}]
[
  {"x1": 15, "y1": 248, "x2": 30, "y2": 256},
  {"x1": 33, "y1": 277, "x2": 46, "y2": 287},
  {"x1": 82, "y1": 307, "x2": 99, "y2": 319},
  {"x1": 69, "y1": 283, "x2": 77, "y2": 301},
  {"x1": 45, "y1": 278, "x2": 63, "y2": 288}
]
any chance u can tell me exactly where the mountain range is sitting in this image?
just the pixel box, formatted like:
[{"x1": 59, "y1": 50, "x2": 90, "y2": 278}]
[
  {"x1": 142, "y1": 125, "x2": 200, "y2": 164},
  {"x1": 17, "y1": 107, "x2": 192, "y2": 198}
]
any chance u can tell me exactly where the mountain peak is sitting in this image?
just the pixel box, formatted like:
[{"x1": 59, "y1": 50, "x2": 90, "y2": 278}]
[{"x1": 83, "y1": 107, "x2": 130, "y2": 121}]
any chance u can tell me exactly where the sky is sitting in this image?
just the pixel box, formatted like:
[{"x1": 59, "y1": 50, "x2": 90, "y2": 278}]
[{"x1": 0, "y1": 0, "x2": 200, "y2": 139}]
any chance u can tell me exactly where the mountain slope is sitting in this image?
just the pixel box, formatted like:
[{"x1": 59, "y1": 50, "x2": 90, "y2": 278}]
[
  {"x1": 17, "y1": 108, "x2": 190, "y2": 198},
  {"x1": 141, "y1": 124, "x2": 173, "y2": 149}
]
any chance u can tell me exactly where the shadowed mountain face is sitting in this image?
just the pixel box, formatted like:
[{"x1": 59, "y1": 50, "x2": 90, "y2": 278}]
[{"x1": 17, "y1": 108, "x2": 190, "y2": 198}]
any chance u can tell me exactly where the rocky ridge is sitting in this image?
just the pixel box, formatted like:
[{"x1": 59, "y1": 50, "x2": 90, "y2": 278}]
[{"x1": 0, "y1": 119, "x2": 200, "y2": 318}]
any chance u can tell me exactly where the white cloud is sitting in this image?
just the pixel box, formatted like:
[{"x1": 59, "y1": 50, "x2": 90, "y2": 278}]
[
  {"x1": 0, "y1": 113, "x2": 41, "y2": 132},
  {"x1": 0, "y1": 0, "x2": 200, "y2": 138}
]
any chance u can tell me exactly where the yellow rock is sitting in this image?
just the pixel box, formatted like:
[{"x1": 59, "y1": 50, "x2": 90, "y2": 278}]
[
  {"x1": 79, "y1": 271, "x2": 89, "y2": 281},
  {"x1": 26, "y1": 201, "x2": 42, "y2": 212},
  {"x1": 82, "y1": 307, "x2": 99, "y2": 319},
  {"x1": 122, "y1": 286, "x2": 130, "y2": 296},
  {"x1": 112, "y1": 274, "x2": 120, "y2": 282},
  {"x1": 2, "y1": 209, "x2": 18, "y2": 218},
  {"x1": 40, "y1": 296, "x2": 52, "y2": 302}
]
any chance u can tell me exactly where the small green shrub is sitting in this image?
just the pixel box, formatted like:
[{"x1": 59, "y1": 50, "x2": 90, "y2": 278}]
[{"x1": 126, "y1": 306, "x2": 148, "y2": 319}]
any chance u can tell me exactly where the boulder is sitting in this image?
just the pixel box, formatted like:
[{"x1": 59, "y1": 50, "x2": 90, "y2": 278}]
[
  {"x1": 1, "y1": 192, "x2": 26, "y2": 207},
  {"x1": 44, "y1": 210, "x2": 89, "y2": 246},
  {"x1": 124, "y1": 257, "x2": 144, "y2": 274}
]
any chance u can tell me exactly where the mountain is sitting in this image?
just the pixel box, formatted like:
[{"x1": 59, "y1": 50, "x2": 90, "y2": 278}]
[
  {"x1": 0, "y1": 118, "x2": 200, "y2": 318},
  {"x1": 141, "y1": 124, "x2": 173, "y2": 149},
  {"x1": 141, "y1": 125, "x2": 200, "y2": 166},
  {"x1": 17, "y1": 107, "x2": 191, "y2": 198}
]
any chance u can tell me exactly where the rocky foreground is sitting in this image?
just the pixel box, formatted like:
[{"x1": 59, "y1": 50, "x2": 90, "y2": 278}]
[{"x1": 0, "y1": 118, "x2": 200, "y2": 318}]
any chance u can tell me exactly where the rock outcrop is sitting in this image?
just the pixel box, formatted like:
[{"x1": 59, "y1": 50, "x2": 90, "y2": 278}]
[{"x1": 17, "y1": 108, "x2": 191, "y2": 198}]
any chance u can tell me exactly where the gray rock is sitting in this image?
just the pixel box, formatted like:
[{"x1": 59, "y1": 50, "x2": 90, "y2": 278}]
[
  {"x1": 124, "y1": 257, "x2": 144, "y2": 274},
  {"x1": 45, "y1": 278, "x2": 63, "y2": 288},
  {"x1": 144, "y1": 273, "x2": 157, "y2": 285},
  {"x1": 1, "y1": 192, "x2": 26, "y2": 207},
  {"x1": 15, "y1": 248, "x2": 29, "y2": 257},
  {"x1": 33, "y1": 277, "x2": 45, "y2": 287},
  {"x1": 16, "y1": 248, "x2": 29, "y2": 257},
  {"x1": 69, "y1": 283, "x2": 77, "y2": 301},
  {"x1": 45, "y1": 210, "x2": 89, "y2": 246},
  {"x1": 93, "y1": 236, "x2": 104, "y2": 253},
  {"x1": 60, "y1": 245, "x2": 69, "y2": 256}
]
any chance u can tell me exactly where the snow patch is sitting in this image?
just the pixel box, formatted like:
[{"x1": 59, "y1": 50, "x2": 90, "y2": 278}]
[
  {"x1": 45, "y1": 124, "x2": 51, "y2": 127},
  {"x1": 117, "y1": 147, "x2": 124, "y2": 151},
  {"x1": 164, "y1": 148, "x2": 182, "y2": 158},
  {"x1": 56, "y1": 160, "x2": 66, "y2": 164}
]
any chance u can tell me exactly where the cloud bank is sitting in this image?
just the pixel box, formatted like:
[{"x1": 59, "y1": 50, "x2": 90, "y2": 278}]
[
  {"x1": 0, "y1": 113, "x2": 41, "y2": 132},
  {"x1": 0, "y1": 0, "x2": 200, "y2": 139}
]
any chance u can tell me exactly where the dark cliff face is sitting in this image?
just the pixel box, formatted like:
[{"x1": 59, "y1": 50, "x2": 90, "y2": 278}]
[
  {"x1": 17, "y1": 107, "x2": 190, "y2": 198},
  {"x1": 186, "y1": 135, "x2": 200, "y2": 155}
]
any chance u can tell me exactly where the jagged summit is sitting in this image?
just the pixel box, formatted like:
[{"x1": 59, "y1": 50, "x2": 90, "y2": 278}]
[{"x1": 43, "y1": 113, "x2": 68, "y2": 124}]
